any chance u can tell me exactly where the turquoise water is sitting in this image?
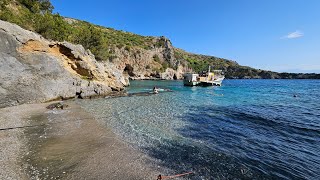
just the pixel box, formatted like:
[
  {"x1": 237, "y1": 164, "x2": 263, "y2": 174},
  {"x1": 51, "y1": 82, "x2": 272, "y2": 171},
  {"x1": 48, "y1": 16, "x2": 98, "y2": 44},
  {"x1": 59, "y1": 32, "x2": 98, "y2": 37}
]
[{"x1": 79, "y1": 80, "x2": 320, "y2": 179}]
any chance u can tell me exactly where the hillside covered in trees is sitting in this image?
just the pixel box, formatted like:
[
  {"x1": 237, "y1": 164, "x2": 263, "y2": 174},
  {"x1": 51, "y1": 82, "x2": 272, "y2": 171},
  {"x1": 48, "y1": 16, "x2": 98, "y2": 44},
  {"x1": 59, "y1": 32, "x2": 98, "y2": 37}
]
[{"x1": 1, "y1": 0, "x2": 319, "y2": 79}]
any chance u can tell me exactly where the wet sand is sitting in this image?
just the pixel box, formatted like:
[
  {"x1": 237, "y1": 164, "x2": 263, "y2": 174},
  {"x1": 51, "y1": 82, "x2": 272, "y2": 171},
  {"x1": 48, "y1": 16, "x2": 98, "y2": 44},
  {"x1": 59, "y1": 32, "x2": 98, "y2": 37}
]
[{"x1": 0, "y1": 101, "x2": 165, "y2": 180}]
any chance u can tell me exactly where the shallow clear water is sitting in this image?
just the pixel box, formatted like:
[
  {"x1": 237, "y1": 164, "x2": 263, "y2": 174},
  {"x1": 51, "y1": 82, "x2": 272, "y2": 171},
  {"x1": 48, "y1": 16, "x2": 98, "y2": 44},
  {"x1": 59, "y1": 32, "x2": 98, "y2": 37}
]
[{"x1": 78, "y1": 80, "x2": 320, "y2": 179}]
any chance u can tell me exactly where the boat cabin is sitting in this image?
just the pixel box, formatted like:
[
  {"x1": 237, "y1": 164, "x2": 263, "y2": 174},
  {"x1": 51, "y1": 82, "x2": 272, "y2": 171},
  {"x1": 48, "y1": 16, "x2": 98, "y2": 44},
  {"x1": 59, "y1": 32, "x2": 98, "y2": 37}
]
[
  {"x1": 183, "y1": 69, "x2": 224, "y2": 86},
  {"x1": 184, "y1": 73, "x2": 198, "y2": 82}
]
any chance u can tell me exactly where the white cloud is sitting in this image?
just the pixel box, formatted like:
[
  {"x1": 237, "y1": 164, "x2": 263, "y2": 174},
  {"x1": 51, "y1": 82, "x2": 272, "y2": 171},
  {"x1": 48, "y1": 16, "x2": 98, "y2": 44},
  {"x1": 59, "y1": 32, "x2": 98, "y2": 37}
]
[{"x1": 282, "y1": 30, "x2": 304, "y2": 39}]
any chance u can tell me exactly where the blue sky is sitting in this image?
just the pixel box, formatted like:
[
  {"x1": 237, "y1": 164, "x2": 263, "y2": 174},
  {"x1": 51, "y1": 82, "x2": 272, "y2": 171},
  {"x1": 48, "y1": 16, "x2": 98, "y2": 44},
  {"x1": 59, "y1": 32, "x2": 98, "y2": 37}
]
[{"x1": 51, "y1": 0, "x2": 320, "y2": 73}]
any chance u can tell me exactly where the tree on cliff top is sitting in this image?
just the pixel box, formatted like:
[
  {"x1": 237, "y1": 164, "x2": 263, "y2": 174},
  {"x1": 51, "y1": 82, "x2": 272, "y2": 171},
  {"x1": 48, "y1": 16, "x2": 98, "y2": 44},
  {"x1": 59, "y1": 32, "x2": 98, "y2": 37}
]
[{"x1": 18, "y1": 0, "x2": 53, "y2": 13}]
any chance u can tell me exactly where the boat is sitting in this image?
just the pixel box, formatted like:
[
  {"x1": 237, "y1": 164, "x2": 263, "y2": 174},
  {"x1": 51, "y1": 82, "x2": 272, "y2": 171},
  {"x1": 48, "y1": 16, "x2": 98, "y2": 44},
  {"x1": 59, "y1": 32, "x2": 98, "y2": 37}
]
[{"x1": 183, "y1": 67, "x2": 225, "y2": 86}]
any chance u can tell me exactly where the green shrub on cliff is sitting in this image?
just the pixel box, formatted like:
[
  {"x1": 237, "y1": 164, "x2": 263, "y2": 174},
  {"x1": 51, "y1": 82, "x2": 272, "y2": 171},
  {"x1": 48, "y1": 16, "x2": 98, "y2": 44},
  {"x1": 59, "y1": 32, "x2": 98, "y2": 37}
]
[
  {"x1": 19, "y1": 0, "x2": 53, "y2": 13},
  {"x1": 36, "y1": 13, "x2": 72, "y2": 41},
  {"x1": 153, "y1": 54, "x2": 160, "y2": 63},
  {"x1": 0, "y1": 0, "x2": 9, "y2": 9},
  {"x1": 155, "y1": 37, "x2": 167, "y2": 47}
]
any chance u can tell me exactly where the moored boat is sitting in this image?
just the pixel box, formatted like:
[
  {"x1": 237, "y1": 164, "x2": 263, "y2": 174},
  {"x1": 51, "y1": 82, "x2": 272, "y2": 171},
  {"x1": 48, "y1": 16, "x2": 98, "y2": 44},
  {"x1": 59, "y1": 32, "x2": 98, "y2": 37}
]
[{"x1": 183, "y1": 67, "x2": 224, "y2": 86}]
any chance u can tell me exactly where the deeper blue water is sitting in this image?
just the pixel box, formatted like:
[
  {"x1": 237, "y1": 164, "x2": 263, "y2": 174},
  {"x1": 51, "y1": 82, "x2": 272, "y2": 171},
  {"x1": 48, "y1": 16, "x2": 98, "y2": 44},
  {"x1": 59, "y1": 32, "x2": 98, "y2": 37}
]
[{"x1": 79, "y1": 80, "x2": 320, "y2": 179}]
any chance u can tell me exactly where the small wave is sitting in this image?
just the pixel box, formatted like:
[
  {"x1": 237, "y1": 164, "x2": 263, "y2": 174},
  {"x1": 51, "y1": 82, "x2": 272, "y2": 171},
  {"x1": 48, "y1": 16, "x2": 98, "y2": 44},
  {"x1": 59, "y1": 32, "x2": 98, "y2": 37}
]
[{"x1": 208, "y1": 106, "x2": 320, "y2": 137}]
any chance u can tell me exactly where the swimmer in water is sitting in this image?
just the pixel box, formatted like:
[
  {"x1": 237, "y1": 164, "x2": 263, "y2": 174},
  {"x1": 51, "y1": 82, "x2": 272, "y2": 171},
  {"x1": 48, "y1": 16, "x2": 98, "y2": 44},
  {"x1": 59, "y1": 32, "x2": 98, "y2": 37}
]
[{"x1": 153, "y1": 86, "x2": 159, "y2": 94}]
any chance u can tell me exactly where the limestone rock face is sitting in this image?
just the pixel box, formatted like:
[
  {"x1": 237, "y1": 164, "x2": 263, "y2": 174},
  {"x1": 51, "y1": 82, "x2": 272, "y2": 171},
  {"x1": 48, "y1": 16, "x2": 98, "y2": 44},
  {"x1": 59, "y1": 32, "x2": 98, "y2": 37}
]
[
  {"x1": 160, "y1": 65, "x2": 186, "y2": 80},
  {"x1": 110, "y1": 36, "x2": 183, "y2": 80},
  {"x1": 0, "y1": 20, "x2": 126, "y2": 108}
]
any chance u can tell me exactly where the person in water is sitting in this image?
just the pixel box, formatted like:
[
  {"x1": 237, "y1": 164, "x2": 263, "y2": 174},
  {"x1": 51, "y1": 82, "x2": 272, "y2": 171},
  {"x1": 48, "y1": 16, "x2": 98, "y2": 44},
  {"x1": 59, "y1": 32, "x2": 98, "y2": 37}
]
[{"x1": 153, "y1": 86, "x2": 158, "y2": 94}]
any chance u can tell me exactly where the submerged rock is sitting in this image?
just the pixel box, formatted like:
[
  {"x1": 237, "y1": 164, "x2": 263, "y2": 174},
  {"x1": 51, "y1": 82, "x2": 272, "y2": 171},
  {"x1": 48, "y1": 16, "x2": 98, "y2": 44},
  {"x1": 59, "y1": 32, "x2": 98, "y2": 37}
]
[{"x1": 0, "y1": 20, "x2": 127, "y2": 108}]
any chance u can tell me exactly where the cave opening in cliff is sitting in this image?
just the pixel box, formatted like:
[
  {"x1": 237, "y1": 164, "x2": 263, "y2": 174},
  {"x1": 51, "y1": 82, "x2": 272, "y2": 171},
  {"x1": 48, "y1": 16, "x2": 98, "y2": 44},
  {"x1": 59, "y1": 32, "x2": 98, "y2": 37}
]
[
  {"x1": 173, "y1": 74, "x2": 177, "y2": 80},
  {"x1": 124, "y1": 64, "x2": 135, "y2": 76}
]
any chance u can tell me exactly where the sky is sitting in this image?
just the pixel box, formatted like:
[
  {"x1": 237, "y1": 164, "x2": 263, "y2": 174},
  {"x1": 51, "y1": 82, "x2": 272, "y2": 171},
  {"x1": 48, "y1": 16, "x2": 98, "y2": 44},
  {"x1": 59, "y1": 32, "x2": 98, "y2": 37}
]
[{"x1": 51, "y1": 0, "x2": 320, "y2": 73}]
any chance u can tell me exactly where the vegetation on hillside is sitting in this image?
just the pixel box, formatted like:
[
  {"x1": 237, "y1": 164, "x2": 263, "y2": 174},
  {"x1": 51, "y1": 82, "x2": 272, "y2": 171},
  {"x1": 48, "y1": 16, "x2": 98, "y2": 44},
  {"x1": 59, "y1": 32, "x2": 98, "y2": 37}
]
[
  {"x1": 174, "y1": 48, "x2": 238, "y2": 73},
  {"x1": 0, "y1": 0, "x2": 157, "y2": 61},
  {"x1": 1, "y1": 0, "x2": 319, "y2": 79}
]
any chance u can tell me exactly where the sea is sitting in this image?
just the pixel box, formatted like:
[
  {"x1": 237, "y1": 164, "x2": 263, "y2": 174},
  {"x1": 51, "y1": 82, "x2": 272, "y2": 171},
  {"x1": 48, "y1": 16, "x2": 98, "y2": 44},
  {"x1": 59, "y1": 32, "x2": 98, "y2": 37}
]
[{"x1": 78, "y1": 79, "x2": 320, "y2": 179}]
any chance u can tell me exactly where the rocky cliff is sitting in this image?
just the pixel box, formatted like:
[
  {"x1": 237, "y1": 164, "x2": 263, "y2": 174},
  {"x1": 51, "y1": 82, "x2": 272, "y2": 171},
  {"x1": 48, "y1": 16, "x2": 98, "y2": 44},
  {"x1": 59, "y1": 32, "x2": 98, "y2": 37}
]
[
  {"x1": 0, "y1": 20, "x2": 127, "y2": 108},
  {"x1": 108, "y1": 36, "x2": 186, "y2": 80}
]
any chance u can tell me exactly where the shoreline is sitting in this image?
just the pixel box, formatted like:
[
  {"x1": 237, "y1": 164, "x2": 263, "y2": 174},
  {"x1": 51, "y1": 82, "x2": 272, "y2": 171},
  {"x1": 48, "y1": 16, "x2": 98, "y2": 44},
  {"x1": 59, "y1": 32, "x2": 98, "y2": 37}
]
[{"x1": 0, "y1": 100, "x2": 165, "y2": 179}]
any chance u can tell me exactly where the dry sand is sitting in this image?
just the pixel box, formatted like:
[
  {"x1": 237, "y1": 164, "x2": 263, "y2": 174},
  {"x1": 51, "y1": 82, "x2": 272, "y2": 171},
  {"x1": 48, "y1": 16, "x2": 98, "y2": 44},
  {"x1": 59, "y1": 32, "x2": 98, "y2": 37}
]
[{"x1": 0, "y1": 101, "x2": 166, "y2": 180}]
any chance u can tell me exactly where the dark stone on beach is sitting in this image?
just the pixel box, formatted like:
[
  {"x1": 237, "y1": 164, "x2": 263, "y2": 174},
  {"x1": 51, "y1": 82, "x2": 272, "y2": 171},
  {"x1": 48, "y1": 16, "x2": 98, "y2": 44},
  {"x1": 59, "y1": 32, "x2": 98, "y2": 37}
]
[{"x1": 46, "y1": 102, "x2": 69, "y2": 110}]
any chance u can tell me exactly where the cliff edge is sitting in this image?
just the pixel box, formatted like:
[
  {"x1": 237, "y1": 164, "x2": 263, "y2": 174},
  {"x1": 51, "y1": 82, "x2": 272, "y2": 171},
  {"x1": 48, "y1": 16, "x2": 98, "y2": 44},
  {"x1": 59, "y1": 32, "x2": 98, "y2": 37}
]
[{"x1": 0, "y1": 20, "x2": 128, "y2": 108}]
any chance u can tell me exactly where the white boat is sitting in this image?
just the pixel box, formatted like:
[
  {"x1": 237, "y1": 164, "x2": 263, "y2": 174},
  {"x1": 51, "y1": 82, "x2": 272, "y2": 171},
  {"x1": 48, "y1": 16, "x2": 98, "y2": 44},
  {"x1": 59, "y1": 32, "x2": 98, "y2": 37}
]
[{"x1": 183, "y1": 67, "x2": 224, "y2": 86}]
